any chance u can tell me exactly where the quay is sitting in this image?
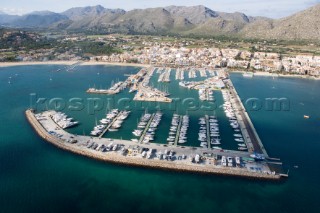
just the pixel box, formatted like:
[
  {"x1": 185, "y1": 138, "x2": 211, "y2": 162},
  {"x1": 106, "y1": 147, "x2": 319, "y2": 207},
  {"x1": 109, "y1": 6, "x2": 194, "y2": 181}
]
[
  {"x1": 87, "y1": 88, "x2": 119, "y2": 95},
  {"x1": 226, "y1": 79, "x2": 269, "y2": 156},
  {"x1": 87, "y1": 81, "x2": 126, "y2": 95},
  {"x1": 133, "y1": 67, "x2": 172, "y2": 103},
  {"x1": 26, "y1": 109, "x2": 283, "y2": 180}
]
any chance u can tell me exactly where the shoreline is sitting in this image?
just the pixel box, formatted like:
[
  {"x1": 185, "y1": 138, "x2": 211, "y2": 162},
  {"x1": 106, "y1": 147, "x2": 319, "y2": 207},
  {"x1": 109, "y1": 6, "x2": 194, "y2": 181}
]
[
  {"x1": 25, "y1": 109, "x2": 281, "y2": 180},
  {"x1": 0, "y1": 61, "x2": 149, "y2": 68},
  {"x1": 230, "y1": 70, "x2": 320, "y2": 80},
  {"x1": 0, "y1": 61, "x2": 318, "y2": 80}
]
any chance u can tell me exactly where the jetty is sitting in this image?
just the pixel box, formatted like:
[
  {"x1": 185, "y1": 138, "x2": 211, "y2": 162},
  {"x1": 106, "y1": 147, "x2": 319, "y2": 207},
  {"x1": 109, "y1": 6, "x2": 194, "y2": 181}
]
[
  {"x1": 205, "y1": 115, "x2": 211, "y2": 149},
  {"x1": 133, "y1": 67, "x2": 172, "y2": 103},
  {"x1": 226, "y1": 79, "x2": 269, "y2": 156},
  {"x1": 99, "y1": 111, "x2": 123, "y2": 139},
  {"x1": 26, "y1": 109, "x2": 284, "y2": 180},
  {"x1": 139, "y1": 113, "x2": 156, "y2": 144},
  {"x1": 174, "y1": 115, "x2": 183, "y2": 146},
  {"x1": 87, "y1": 81, "x2": 127, "y2": 95}
]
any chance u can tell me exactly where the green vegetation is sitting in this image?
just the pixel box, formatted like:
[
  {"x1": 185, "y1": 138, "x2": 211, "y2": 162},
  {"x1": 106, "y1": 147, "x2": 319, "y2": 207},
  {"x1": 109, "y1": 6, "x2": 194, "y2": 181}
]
[{"x1": 76, "y1": 42, "x2": 121, "y2": 55}]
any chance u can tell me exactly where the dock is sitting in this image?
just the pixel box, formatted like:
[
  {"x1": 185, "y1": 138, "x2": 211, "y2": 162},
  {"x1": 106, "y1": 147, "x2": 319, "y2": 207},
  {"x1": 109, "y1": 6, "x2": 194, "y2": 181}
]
[
  {"x1": 87, "y1": 81, "x2": 126, "y2": 95},
  {"x1": 199, "y1": 69, "x2": 207, "y2": 77},
  {"x1": 174, "y1": 115, "x2": 183, "y2": 146},
  {"x1": 226, "y1": 79, "x2": 269, "y2": 156},
  {"x1": 139, "y1": 113, "x2": 155, "y2": 144},
  {"x1": 176, "y1": 68, "x2": 185, "y2": 80},
  {"x1": 205, "y1": 115, "x2": 211, "y2": 149},
  {"x1": 158, "y1": 68, "x2": 171, "y2": 82},
  {"x1": 98, "y1": 111, "x2": 123, "y2": 139},
  {"x1": 133, "y1": 67, "x2": 172, "y2": 103},
  {"x1": 26, "y1": 109, "x2": 285, "y2": 180}
]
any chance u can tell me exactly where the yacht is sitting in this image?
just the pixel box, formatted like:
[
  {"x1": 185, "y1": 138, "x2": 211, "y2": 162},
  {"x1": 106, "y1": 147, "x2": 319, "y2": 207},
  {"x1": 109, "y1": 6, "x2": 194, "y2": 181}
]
[
  {"x1": 132, "y1": 130, "x2": 142, "y2": 137},
  {"x1": 211, "y1": 139, "x2": 221, "y2": 145},
  {"x1": 100, "y1": 119, "x2": 110, "y2": 124},
  {"x1": 90, "y1": 130, "x2": 101, "y2": 136},
  {"x1": 235, "y1": 138, "x2": 244, "y2": 142},
  {"x1": 212, "y1": 146, "x2": 222, "y2": 150},
  {"x1": 118, "y1": 110, "x2": 131, "y2": 120},
  {"x1": 178, "y1": 140, "x2": 186, "y2": 144},
  {"x1": 200, "y1": 142, "x2": 208, "y2": 147},
  {"x1": 238, "y1": 147, "x2": 248, "y2": 151}
]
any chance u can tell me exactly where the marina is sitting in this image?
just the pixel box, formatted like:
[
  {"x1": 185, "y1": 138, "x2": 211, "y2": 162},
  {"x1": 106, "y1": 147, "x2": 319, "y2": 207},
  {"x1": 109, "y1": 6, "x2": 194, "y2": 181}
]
[
  {"x1": 3, "y1": 63, "x2": 320, "y2": 212},
  {"x1": 24, "y1": 65, "x2": 286, "y2": 179},
  {"x1": 175, "y1": 68, "x2": 185, "y2": 80},
  {"x1": 90, "y1": 109, "x2": 131, "y2": 138},
  {"x1": 158, "y1": 68, "x2": 171, "y2": 82},
  {"x1": 26, "y1": 109, "x2": 282, "y2": 180},
  {"x1": 133, "y1": 67, "x2": 172, "y2": 102}
]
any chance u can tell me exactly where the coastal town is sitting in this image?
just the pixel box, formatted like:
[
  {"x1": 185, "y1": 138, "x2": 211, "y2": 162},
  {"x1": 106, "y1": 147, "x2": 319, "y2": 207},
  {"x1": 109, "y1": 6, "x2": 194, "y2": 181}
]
[
  {"x1": 92, "y1": 44, "x2": 320, "y2": 77},
  {"x1": 0, "y1": 31, "x2": 319, "y2": 77}
]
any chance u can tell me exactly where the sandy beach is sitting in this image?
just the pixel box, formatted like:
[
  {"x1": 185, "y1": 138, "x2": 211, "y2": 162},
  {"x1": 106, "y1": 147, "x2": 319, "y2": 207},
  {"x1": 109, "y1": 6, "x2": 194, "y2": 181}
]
[
  {"x1": 0, "y1": 61, "x2": 149, "y2": 68},
  {"x1": 82, "y1": 61, "x2": 149, "y2": 67},
  {"x1": 230, "y1": 70, "x2": 320, "y2": 80}
]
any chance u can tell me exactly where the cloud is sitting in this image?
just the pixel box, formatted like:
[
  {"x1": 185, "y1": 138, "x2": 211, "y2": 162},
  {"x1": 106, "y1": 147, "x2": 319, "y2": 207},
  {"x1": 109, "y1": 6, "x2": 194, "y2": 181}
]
[{"x1": 0, "y1": 7, "x2": 28, "y2": 15}]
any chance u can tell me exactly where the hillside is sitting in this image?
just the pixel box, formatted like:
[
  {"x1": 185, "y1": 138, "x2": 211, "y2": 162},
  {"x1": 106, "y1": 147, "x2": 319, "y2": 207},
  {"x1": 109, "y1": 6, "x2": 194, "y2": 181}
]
[
  {"x1": 0, "y1": 4, "x2": 319, "y2": 40},
  {"x1": 242, "y1": 4, "x2": 320, "y2": 40}
]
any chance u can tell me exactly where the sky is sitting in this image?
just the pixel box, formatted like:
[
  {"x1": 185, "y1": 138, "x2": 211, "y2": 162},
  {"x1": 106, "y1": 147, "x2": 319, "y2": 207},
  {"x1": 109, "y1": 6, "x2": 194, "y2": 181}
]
[{"x1": 1, "y1": 0, "x2": 320, "y2": 18}]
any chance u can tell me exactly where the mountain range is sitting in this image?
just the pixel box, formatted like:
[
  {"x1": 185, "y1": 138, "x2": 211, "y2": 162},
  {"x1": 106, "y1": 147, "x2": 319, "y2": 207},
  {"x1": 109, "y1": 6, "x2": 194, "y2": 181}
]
[{"x1": 0, "y1": 4, "x2": 319, "y2": 40}]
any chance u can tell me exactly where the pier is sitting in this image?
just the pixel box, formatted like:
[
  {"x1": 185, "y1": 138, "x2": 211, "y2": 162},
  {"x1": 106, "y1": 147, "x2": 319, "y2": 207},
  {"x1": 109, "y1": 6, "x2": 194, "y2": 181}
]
[
  {"x1": 25, "y1": 110, "x2": 281, "y2": 180},
  {"x1": 87, "y1": 81, "x2": 126, "y2": 95},
  {"x1": 226, "y1": 79, "x2": 269, "y2": 157},
  {"x1": 158, "y1": 68, "x2": 171, "y2": 82},
  {"x1": 174, "y1": 115, "x2": 183, "y2": 146},
  {"x1": 98, "y1": 111, "x2": 123, "y2": 139},
  {"x1": 176, "y1": 68, "x2": 185, "y2": 80},
  {"x1": 26, "y1": 109, "x2": 284, "y2": 180},
  {"x1": 133, "y1": 67, "x2": 172, "y2": 103},
  {"x1": 199, "y1": 69, "x2": 207, "y2": 77},
  {"x1": 205, "y1": 115, "x2": 211, "y2": 149},
  {"x1": 139, "y1": 113, "x2": 155, "y2": 144}
]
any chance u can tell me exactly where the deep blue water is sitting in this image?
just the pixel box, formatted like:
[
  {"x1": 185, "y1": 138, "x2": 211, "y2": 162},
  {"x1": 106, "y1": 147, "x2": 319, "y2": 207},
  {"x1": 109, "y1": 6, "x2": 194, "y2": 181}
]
[{"x1": 0, "y1": 65, "x2": 319, "y2": 213}]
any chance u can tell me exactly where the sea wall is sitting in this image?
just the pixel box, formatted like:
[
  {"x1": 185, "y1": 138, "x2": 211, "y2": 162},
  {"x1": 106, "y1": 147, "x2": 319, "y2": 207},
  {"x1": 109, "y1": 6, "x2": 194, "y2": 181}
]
[{"x1": 25, "y1": 109, "x2": 281, "y2": 180}]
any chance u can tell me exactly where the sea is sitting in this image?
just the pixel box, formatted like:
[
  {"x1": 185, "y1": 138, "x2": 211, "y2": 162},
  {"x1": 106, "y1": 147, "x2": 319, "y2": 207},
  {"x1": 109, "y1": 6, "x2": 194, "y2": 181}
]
[{"x1": 0, "y1": 65, "x2": 319, "y2": 213}]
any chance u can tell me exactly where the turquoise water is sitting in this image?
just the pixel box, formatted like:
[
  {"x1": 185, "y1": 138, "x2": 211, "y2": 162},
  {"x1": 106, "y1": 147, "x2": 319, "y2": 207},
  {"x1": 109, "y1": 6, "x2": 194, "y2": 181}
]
[{"x1": 0, "y1": 66, "x2": 319, "y2": 212}]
